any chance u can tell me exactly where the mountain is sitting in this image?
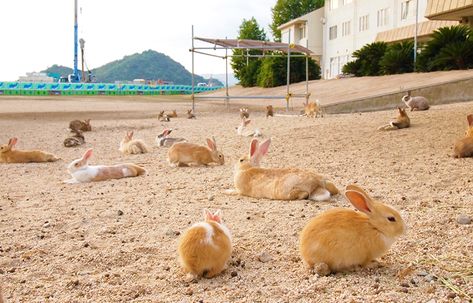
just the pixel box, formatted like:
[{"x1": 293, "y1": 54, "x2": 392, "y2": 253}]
[{"x1": 42, "y1": 50, "x2": 222, "y2": 86}]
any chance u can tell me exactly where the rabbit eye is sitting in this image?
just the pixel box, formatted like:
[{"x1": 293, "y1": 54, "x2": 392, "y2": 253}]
[
  {"x1": 387, "y1": 216, "x2": 396, "y2": 222},
  {"x1": 239, "y1": 159, "x2": 244, "y2": 162},
  {"x1": 218, "y1": 155, "x2": 222, "y2": 158}
]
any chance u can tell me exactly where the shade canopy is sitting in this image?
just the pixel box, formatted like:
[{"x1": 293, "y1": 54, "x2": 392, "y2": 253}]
[{"x1": 194, "y1": 37, "x2": 313, "y2": 55}]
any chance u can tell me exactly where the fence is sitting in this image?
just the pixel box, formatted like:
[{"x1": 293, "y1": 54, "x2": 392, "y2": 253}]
[{"x1": 0, "y1": 82, "x2": 222, "y2": 96}]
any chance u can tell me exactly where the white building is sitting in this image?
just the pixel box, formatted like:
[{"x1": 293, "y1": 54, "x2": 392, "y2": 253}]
[
  {"x1": 278, "y1": 7, "x2": 324, "y2": 63},
  {"x1": 278, "y1": 0, "x2": 457, "y2": 79}
]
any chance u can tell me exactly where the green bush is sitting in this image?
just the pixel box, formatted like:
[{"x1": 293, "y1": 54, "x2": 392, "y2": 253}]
[
  {"x1": 341, "y1": 42, "x2": 388, "y2": 77},
  {"x1": 256, "y1": 54, "x2": 321, "y2": 88},
  {"x1": 380, "y1": 41, "x2": 414, "y2": 75},
  {"x1": 417, "y1": 25, "x2": 473, "y2": 71}
]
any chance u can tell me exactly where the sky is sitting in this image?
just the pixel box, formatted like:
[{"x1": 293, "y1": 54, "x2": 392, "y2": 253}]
[{"x1": 0, "y1": 0, "x2": 276, "y2": 81}]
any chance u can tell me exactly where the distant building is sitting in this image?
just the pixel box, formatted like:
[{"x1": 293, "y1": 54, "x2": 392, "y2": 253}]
[
  {"x1": 18, "y1": 72, "x2": 54, "y2": 83},
  {"x1": 278, "y1": 7, "x2": 324, "y2": 63}
]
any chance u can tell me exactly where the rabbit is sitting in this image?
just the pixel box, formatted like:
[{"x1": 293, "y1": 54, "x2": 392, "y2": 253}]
[
  {"x1": 303, "y1": 100, "x2": 323, "y2": 118},
  {"x1": 0, "y1": 137, "x2": 59, "y2": 163},
  {"x1": 299, "y1": 184, "x2": 406, "y2": 275},
  {"x1": 187, "y1": 109, "x2": 196, "y2": 119},
  {"x1": 156, "y1": 128, "x2": 186, "y2": 147},
  {"x1": 64, "y1": 148, "x2": 146, "y2": 183},
  {"x1": 178, "y1": 209, "x2": 232, "y2": 278},
  {"x1": 69, "y1": 119, "x2": 92, "y2": 132},
  {"x1": 167, "y1": 110, "x2": 178, "y2": 118},
  {"x1": 167, "y1": 137, "x2": 224, "y2": 167},
  {"x1": 266, "y1": 105, "x2": 274, "y2": 118},
  {"x1": 236, "y1": 118, "x2": 252, "y2": 136},
  {"x1": 402, "y1": 91, "x2": 430, "y2": 111},
  {"x1": 158, "y1": 111, "x2": 170, "y2": 122},
  {"x1": 64, "y1": 130, "x2": 85, "y2": 147},
  {"x1": 239, "y1": 107, "x2": 249, "y2": 120},
  {"x1": 119, "y1": 131, "x2": 150, "y2": 154},
  {"x1": 453, "y1": 114, "x2": 473, "y2": 158},
  {"x1": 378, "y1": 107, "x2": 410, "y2": 131},
  {"x1": 228, "y1": 138, "x2": 339, "y2": 201}
]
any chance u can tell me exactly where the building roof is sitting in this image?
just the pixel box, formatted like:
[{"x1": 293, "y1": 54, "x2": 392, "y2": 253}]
[
  {"x1": 194, "y1": 38, "x2": 313, "y2": 54},
  {"x1": 426, "y1": 0, "x2": 473, "y2": 20},
  {"x1": 277, "y1": 7, "x2": 324, "y2": 30},
  {"x1": 375, "y1": 20, "x2": 459, "y2": 43}
]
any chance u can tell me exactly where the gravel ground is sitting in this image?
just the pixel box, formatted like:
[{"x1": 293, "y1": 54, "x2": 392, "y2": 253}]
[{"x1": 0, "y1": 96, "x2": 472, "y2": 303}]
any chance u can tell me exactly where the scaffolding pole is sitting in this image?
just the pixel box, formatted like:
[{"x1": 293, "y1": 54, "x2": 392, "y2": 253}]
[
  {"x1": 286, "y1": 29, "x2": 291, "y2": 111},
  {"x1": 191, "y1": 25, "x2": 195, "y2": 112}
]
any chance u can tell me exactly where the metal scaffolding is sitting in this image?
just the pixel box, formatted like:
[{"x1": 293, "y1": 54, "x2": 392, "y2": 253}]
[{"x1": 190, "y1": 26, "x2": 314, "y2": 112}]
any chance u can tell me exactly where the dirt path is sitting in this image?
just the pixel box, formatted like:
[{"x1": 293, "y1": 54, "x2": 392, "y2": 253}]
[{"x1": 0, "y1": 96, "x2": 472, "y2": 302}]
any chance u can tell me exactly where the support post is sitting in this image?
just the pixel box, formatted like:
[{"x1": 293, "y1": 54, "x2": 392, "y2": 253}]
[
  {"x1": 225, "y1": 42, "x2": 229, "y2": 108},
  {"x1": 286, "y1": 29, "x2": 291, "y2": 112},
  {"x1": 414, "y1": 0, "x2": 419, "y2": 71},
  {"x1": 191, "y1": 25, "x2": 195, "y2": 112},
  {"x1": 305, "y1": 40, "x2": 309, "y2": 105}
]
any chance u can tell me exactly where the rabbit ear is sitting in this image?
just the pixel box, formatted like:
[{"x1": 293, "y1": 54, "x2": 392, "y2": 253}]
[
  {"x1": 345, "y1": 190, "x2": 373, "y2": 214},
  {"x1": 9, "y1": 137, "x2": 18, "y2": 148},
  {"x1": 203, "y1": 208, "x2": 213, "y2": 220},
  {"x1": 206, "y1": 138, "x2": 216, "y2": 151},
  {"x1": 163, "y1": 128, "x2": 172, "y2": 136},
  {"x1": 258, "y1": 138, "x2": 271, "y2": 156},
  {"x1": 467, "y1": 114, "x2": 473, "y2": 126},
  {"x1": 244, "y1": 119, "x2": 251, "y2": 126},
  {"x1": 249, "y1": 138, "x2": 259, "y2": 157},
  {"x1": 82, "y1": 148, "x2": 93, "y2": 161},
  {"x1": 212, "y1": 209, "x2": 222, "y2": 223},
  {"x1": 129, "y1": 131, "x2": 134, "y2": 138}
]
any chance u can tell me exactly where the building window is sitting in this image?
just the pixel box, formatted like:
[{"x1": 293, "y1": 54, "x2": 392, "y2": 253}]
[
  {"x1": 359, "y1": 15, "x2": 369, "y2": 32},
  {"x1": 401, "y1": 1, "x2": 410, "y2": 20},
  {"x1": 330, "y1": 0, "x2": 339, "y2": 10},
  {"x1": 342, "y1": 21, "x2": 351, "y2": 36},
  {"x1": 377, "y1": 8, "x2": 389, "y2": 27},
  {"x1": 329, "y1": 25, "x2": 338, "y2": 40},
  {"x1": 299, "y1": 24, "x2": 307, "y2": 39}
]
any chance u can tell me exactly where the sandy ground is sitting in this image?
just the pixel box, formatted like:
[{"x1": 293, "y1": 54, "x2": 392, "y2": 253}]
[{"x1": 0, "y1": 96, "x2": 472, "y2": 303}]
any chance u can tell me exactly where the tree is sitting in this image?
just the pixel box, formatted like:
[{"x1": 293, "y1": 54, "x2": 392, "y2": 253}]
[
  {"x1": 341, "y1": 42, "x2": 387, "y2": 77},
  {"x1": 380, "y1": 41, "x2": 414, "y2": 75},
  {"x1": 417, "y1": 25, "x2": 473, "y2": 71},
  {"x1": 231, "y1": 17, "x2": 267, "y2": 87},
  {"x1": 270, "y1": 0, "x2": 324, "y2": 41},
  {"x1": 257, "y1": 55, "x2": 321, "y2": 88}
]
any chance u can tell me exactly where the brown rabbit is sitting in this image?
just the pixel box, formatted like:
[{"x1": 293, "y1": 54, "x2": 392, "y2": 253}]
[
  {"x1": 300, "y1": 184, "x2": 405, "y2": 275},
  {"x1": 69, "y1": 119, "x2": 92, "y2": 132},
  {"x1": 178, "y1": 209, "x2": 232, "y2": 278},
  {"x1": 167, "y1": 137, "x2": 224, "y2": 167},
  {"x1": 119, "y1": 131, "x2": 150, "y2": 154},
  {"x1": 64, "y1": 130, "x2": 85, "y2": 147},
  {"x1": 239, "y1": 107, "x2": 249, "y2": 120},
  {"x1": 266, "y1": 105, "x2": 274, "y2": 118},
  {"x1": 0, "y1": 137, "x2": 59, "y2": 163},
  {"x1": 453, "y1": 114, "x2": 473, "y2": 158},
  {"x1": 167, "y1": 110, "x2": 178, "y2": 118},
  {"x1": 378, "y1": 107, "x2": 410, "y2": 131},
  {"x1": 187, "y1": 109, "x2": 196, "y2": 119},
  {"x1": 158, "y1": 111, "x2": 170, "y2": 122}
]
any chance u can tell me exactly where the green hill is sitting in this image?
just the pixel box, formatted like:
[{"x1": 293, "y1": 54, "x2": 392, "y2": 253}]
[{"x1": 42, "y1": 50, "x2": 222, "y2": 86}]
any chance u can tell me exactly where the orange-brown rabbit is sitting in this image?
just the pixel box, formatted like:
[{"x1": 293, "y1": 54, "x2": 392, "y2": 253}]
[
  {"x1": 0, "y1": 137, "x2": 59, "y2": 163},
  {"x1": 167, "y1": 137, "x2": 224, "y2": 166},
  {"x1": 178, "y1": 209, "x2": 232, "y2": 278},
  {"x1": 299, "y1": 184, "x2": 406, "y2": 275},
  {"x1": 453, "y1": 114, "x2": 473, "y2": 158},
  {"x1": 229, "y1": 138, "x2": 338, "y2": 201}
]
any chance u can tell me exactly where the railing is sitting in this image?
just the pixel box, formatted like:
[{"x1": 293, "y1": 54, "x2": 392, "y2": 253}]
[{"x1": 0, "y1": 82, "x2": 222, "y2": 96}]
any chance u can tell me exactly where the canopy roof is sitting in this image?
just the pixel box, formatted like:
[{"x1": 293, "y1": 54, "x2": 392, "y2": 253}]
[{"x1": 194, "y1": 37, "x2": 313, "y2": 55}]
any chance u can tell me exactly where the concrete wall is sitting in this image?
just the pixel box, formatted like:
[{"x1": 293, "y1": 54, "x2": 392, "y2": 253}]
[{"x1": 324, "y1": 77, "x2": 473, "y2": 113}]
